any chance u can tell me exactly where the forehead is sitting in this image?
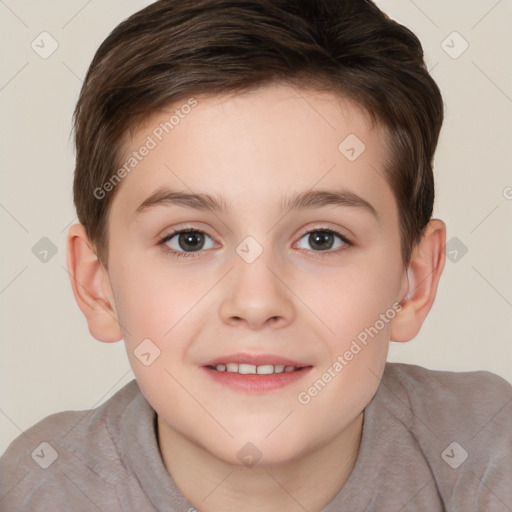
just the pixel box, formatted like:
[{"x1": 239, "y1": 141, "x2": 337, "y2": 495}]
[{"x1": 111, "y1": 84, "x2": 396, "y2": 224}]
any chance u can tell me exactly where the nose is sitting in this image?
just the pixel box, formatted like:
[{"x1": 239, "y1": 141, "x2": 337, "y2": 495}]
[{"x1": 219, "y1": 251, "x2": 296, "y2": 330}]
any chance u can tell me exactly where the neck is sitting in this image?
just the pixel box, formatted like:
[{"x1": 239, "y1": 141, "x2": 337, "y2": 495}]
[{"x1": 157, "y1": 412, "x2": 363, "y2": 512}]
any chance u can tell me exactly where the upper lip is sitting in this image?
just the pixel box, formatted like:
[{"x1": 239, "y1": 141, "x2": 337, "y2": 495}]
[{"x1": 203, "y1": 353, "x2": 311, "y2": 368}]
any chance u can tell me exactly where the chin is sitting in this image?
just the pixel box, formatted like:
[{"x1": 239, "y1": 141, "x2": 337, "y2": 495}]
[{"x1": 209, "y1": 434, "x2": 310, "y2": 469}]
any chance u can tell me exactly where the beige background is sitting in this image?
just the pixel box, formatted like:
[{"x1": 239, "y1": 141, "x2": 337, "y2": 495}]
[{"x1": 1, "y1": 0, "x2": 511, "y2": 455}]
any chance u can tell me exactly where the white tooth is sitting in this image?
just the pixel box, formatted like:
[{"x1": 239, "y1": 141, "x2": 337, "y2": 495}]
[
  {"x1": 238, "y1": 364, "x2": 257, "y2": 374},
  {"x1": 215, "y1": 363, "x2": 298, "y2": 374},
  {"x1": 256, "y1": 365, "x2": 274, "y2": 375}
]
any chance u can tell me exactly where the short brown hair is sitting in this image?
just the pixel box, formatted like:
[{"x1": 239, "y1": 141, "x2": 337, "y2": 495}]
[{"x1": 72, "y1": 0, "x2": 443, "y2": 267}]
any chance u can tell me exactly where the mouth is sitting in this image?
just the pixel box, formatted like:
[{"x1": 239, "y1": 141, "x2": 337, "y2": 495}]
[
  {"x1": 205, "y1": 363, "x2": 307, "y2": 374},
  {"x1": 201, "y1": 353, "x2": 313, "y2": 392}
]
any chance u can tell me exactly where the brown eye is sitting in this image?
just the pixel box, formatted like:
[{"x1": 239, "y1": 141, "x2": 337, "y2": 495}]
[
  {"x1": 295, "y1": 229, "x2": 351, "y2": 253},
  {"x1": 160, "y1": 229, "x2": 215, "y2": 258},
  {"x1": 176, "y1": 231, "x2": 205, "y2": 252}
]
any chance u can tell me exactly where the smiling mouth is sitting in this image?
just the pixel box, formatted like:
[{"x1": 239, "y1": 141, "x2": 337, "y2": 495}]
[
  {"x1": 202, "y1": 361, "x2": 313, "y2": 392},
  {"x1": 205, "y1": 363, "x2": 310, "y2": 375}
]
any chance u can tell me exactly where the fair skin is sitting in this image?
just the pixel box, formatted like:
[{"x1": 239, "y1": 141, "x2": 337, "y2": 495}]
[{"x1": 67, "y1": 84, "x2": 445, "y2": 512}]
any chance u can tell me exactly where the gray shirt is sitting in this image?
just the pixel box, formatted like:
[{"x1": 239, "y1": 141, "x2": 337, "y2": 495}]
[{"x1": 1, "y1": 362, "x2": 511, "y2": 511}]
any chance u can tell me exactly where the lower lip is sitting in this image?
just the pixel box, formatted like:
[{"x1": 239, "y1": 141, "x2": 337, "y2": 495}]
[{"x1": 202, "y1": 366, "x2": 313, "y2": 392}]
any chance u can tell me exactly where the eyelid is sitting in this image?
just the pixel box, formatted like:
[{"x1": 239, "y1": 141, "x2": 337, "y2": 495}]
[
  {"x1": 158, "y1": 223, "x2": 215, "y2": 242},
  {"x1": 158, "y1": 228, "x2": 218, "y2": 250},
  {"x1": 298, "y1": 226, "x2": 353, "y2": 245}
]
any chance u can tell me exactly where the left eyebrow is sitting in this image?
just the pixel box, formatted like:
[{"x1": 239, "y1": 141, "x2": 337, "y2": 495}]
[
  {"x1": 281, "y1": 188, "x2": 379, "y2": 220},
  {"x1": 134, "y1": 186, "x2": 379, "y2": 220}
]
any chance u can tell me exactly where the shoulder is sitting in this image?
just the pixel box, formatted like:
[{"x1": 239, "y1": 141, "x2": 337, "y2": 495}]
[
  {"x1": 379, "y1": 362, "x2": 512, "y2": 434},
  {"x1": 383, "y1": 362, "x2": 511, "y2": 406},
  {"x1": 0, "y1": 379, "x2": 142, "y2": 511},
  {"x1": 383, "y1": 361, "x2": 512, "y2": 402},
  {"x1": 375, "y1": 363, "x2": 512, "y2": 506}
]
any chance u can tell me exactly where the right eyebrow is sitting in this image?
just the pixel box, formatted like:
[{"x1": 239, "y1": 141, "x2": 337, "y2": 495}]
[{"x1": 135, "y1": 187, "x2": 231, "y2": 215}]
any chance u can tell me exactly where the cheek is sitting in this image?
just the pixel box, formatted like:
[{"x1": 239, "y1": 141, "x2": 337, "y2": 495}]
[
  {"x1": 112, "y1": 274, "x2": 169, "y2": 337},
  {"x1": 110, "y1": 266, "x2": 198, "y2": 397},
  {"x1": 295, "y1": 257, "x2": 400, "y2": 340},
  {"x1": 109, "y1": 255, "x2": 214, "y2": 367},
  {"x1": 109, "y1": 248, "x2": 184, "y2": 330}
]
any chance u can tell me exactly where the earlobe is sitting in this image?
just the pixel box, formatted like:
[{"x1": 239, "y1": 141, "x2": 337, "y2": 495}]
[
  {"x1": 66, "y1": 223, "x2": 123, "y2": 343},
  {"x1": 390, "y1": 219, "x2": 446, "y2": 342}
]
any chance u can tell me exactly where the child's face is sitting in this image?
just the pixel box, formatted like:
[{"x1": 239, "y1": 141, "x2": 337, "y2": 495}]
[{"x1": 104, "y1": 84, "x2": 409, "y2": 465}]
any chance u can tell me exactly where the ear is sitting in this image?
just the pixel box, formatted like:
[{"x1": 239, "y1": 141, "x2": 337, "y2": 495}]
[
  {"x1": 390, "y1": 218, "x2": 446, "y2": 342},
  {"x1": 66, "y1": 223, "x2": 123, "y2": 343}
]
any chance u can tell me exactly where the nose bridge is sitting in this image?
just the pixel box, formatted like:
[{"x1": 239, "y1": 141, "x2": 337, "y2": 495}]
[{"x1": 219, "y1": 240, "x2": 295, "y2": 329}]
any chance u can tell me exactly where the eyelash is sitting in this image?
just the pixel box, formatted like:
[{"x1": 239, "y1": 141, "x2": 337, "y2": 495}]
[{"x1": 158, "y1": 226, "x2": 353, "y2": 260}]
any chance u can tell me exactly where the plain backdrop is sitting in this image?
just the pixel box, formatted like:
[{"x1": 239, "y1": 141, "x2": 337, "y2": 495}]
[{"x1": 1, "y1": 0, "x2": 511, "y2": 455}]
